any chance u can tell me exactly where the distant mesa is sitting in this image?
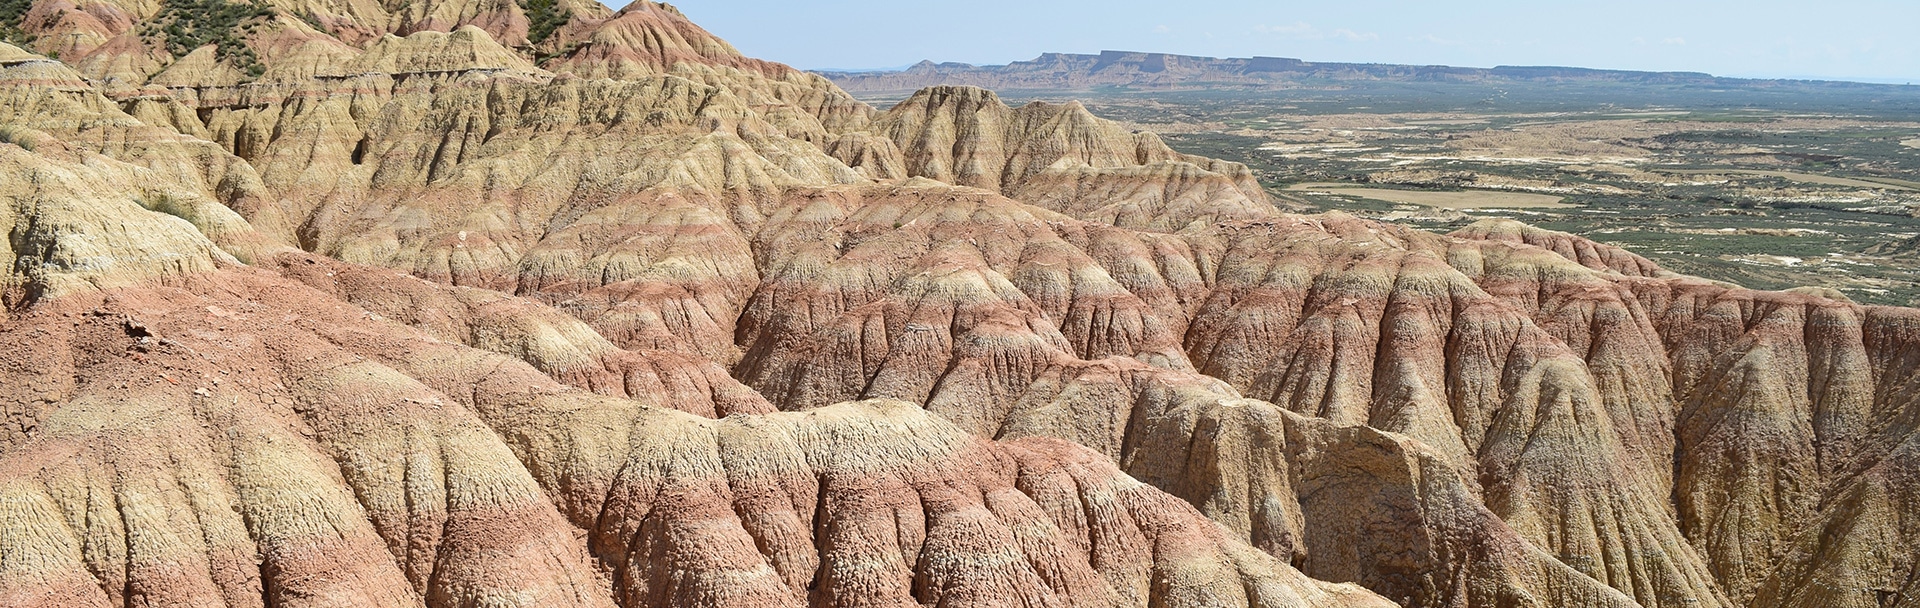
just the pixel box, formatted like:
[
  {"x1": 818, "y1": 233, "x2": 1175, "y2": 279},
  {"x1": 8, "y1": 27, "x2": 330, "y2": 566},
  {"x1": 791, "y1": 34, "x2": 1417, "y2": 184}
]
[{"x1": 818, "y1": 50, "x2": 1911, "y2": 93}]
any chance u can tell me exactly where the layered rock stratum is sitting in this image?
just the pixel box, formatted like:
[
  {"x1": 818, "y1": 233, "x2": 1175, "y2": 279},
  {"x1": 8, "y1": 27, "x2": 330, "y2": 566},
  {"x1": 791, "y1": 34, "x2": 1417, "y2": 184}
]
[{"x1": 0, "y1": 3, "x2": 1916, "y2": 608}]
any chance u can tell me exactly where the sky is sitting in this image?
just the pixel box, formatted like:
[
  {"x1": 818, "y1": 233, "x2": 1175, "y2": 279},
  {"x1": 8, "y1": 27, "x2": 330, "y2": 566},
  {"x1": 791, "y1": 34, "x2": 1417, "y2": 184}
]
[{"x1": 656, "y1": 0, "x2": 1919, "y2": 83}]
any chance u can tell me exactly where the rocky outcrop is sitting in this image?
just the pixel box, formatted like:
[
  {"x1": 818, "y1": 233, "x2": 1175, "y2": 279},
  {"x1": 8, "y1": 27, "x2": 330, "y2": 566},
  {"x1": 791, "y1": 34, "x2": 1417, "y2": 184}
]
[
  {"x1": 733, "y1": 181, "x2": 1195, "y2": 410},
  {"x1": 0, "y1": 43, "x2": 280, "y2": 263},
  {"x1": 541, "y1": 2, "x2": 871, "y2": 135},
  {"x1": 0, "y1": 141, "x2": 1390, "y2": 608},
  {"x1": 0, "y1": 272, "x2": 1394, "y2": 608},
  {"x1": 0, "y1": 141, "x2": 239, "y2": 306},
  {"x1": 346, "y1": 24, "x2": 540, "y2": 73},
  {"x1": 1117, "y1": 394, "x2": 1649, "y2": 608},
  {"x1": 75, "y1": 26, "x2": 861, "y2": 364},
  {"x1": 267, "y1": 251, "x2": 774, "y2": 417},
  {"x1": 728, "y1": 180, "x2": 1726, "y2": 607},
  {"x1": 1451, "y1": 219, "x2": 1671, "y2": 278},
  {"x1": 1750, "y1": 408, "x2": 1920, "y2": 608},
  {"x1": 1448, "y1": 222, "x2": 1920, "y2": 607},
  {"x1": 858, "y1": 86, "x2": 1273, "y2": 232}
]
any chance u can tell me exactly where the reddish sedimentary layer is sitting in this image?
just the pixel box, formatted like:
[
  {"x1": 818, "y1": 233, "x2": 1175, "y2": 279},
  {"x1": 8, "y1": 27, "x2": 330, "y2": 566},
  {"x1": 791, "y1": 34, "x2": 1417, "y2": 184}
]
[
  {"x1": 0, "y1": 114, "x2": 1387, "y2": 608},
  {"x1": 5, "y1": 0, "x2": 1920, "y2": 604},
  {"x1": 0, "y1": 266, "x2": 1390, "y2": 608},
  {"x1": 1448, "y1": 222, "x2": 1920, "y2": 607},
  {"x1": 856, "y1": 85, "x2": 1273, "y2": 232},
  {"x1": 727, "y1": 178, "x2": 1726, "y2": 607},
  {"x1": 268, "y1": 251, "x2": 774, "y2": 416}
]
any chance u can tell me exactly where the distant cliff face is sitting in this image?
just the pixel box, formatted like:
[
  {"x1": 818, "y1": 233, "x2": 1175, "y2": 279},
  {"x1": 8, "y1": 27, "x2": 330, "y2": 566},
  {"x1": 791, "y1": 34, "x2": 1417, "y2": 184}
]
[
  {"x1": 3, "y1": 2, "x2": 1920, "y2": 608},
  {"x1": 816, "y1": 50, "x2": 1867, "y2": 94}
]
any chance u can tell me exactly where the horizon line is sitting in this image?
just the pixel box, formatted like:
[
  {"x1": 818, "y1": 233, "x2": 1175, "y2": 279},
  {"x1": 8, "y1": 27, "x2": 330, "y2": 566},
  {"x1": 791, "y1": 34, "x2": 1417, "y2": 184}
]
[{"x1": 801, "y1": 50, "x2": 1920, "y2": 88}]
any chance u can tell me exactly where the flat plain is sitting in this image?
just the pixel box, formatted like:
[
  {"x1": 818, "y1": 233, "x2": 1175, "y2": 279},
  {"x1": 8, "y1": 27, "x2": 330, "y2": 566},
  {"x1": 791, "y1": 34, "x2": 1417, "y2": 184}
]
[{"x1": 1286, "y1": 183, "x2": 1573, "y2": 208}]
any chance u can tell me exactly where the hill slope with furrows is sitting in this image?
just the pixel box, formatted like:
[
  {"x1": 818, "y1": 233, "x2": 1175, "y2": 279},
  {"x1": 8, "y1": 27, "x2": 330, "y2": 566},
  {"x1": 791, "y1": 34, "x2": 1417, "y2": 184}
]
[
  {"x1": 4, "y1": 2, "x2": 1920, "y2": 608},
  {"x1": 850, "y1": 85, "x2": 1274, "y2": 232},
  {"x1": 0, "y1": 129, "x2": 1391, "y2": 608},
  {"x1": 728, "y1": 184, "x2": 1726, "y2": 608},
  {"x1": 1445, "y1": 220, "x2": 1920, "y2": 607}
]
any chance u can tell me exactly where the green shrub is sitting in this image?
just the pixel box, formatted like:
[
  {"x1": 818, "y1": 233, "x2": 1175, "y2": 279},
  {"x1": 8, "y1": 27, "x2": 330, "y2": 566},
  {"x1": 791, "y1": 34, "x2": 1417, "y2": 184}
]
[
  {"x1": 520, "y1": 0, "x2": 567, "y2": 46},
  {"x1": 0, "y1": 0, "x2": 35, "y2": 46},
  {"x1": 533, "y1": 42, "x2": 579, "y2": 65},
  {"x1": 141, "y1": 0, "x2": 276, "y2": 79}
]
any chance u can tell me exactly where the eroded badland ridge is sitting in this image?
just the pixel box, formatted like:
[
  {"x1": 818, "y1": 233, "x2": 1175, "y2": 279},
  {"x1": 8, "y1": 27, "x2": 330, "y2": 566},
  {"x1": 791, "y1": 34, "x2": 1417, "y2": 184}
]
[{"x1": 0, "y1": 2, "x2": 1914, "y2": 607}]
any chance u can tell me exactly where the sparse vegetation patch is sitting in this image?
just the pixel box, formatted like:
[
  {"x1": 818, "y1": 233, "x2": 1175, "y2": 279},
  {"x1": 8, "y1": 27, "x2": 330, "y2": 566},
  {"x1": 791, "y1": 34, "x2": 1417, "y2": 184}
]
[
  {"x1": 0, "y1": 0, "x2": 35, "y2": 47},
  {"x1": 1286, "y1": 183, "x2": 1574, "y2": 209},
  {"x1": 139, "y1": 0, "x2": 276, "y2": 78},
  {"x1": 520, "y1": 0, "x2": 567, "y2": 47}
]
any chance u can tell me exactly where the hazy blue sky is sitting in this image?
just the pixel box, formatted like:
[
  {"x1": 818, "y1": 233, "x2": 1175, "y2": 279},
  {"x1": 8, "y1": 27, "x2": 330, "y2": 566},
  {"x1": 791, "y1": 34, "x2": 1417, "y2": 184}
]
[{"x1": 659, "y1": 1, "x2": 1918, "y2": 83}]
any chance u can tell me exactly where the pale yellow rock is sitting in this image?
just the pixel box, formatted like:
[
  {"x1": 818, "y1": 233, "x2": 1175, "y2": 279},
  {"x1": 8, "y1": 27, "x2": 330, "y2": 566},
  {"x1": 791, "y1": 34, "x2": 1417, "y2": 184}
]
[
  {"x1": 0, "y1": 146, "x2": 237, "y2": 304},
  {"x1": 864, "y1": 85, "x2": 1272, "y2": 231},
  {"x1": 147, "y1": 45, "x2": 249, "y2": 87},
  {"x1": 347, "y1": 25, "x2": 540, "y2": 75},
  {"x1": 0, "y1": 43, "x2": 282, "y2": 263}
]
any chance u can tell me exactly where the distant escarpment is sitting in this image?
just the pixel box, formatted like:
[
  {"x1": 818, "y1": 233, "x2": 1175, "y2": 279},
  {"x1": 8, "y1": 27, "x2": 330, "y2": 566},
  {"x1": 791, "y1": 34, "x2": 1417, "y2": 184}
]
[
  {"x1": 3, "y1": 3, "x2": 1920, "y2": 608},
  {"x1": 817, "y1": 50, "x2": 1908, "y2": 94}
]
